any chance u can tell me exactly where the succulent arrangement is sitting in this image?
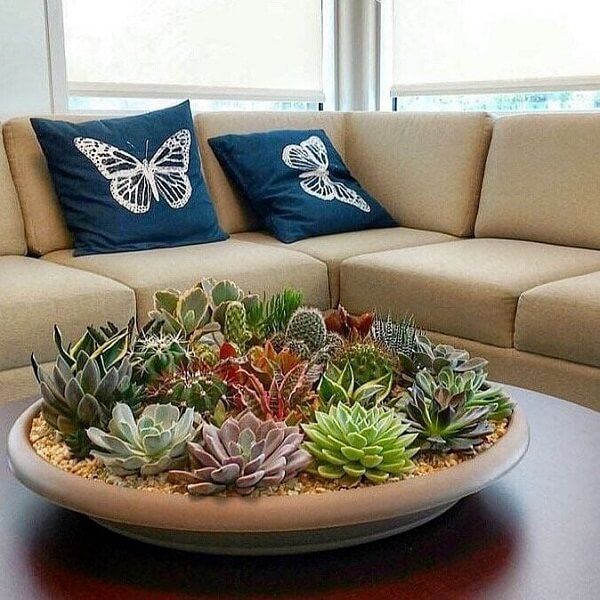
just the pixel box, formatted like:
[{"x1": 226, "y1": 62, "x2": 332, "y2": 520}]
[{"x1": 31, "y1": 280, "x2": 516, "y2": 497}]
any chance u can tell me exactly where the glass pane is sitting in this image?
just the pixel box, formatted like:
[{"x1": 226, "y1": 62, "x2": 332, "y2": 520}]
[
  {"x1": 68, "y1": 97, "x2": 320, "y2": 113},
  {"x1": 394, "y1": 90, "x2": 600, "y2": 113}
]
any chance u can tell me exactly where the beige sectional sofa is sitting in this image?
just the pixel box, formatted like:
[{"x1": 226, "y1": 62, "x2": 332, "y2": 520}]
[{"x1": 1, "y1": 111, "x2": 598, "y2": 410}]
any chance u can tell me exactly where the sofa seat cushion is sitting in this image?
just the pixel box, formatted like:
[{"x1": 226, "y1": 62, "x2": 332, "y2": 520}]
[
  {"x1": 515, "y1": 272, "x2": 600, "y2": 367},
  {"x1": 234, "y1": 228, "x2": 457, "y2": 306},
  {"x1": 340, "y1": 239, "x2": 600, "y2": 347},
  {"x1": 0, "y1": 256, "x2": 135, "y2": 371},
  {"x1": 43, "y1": 239, "x2": 330, "y2": 325}
]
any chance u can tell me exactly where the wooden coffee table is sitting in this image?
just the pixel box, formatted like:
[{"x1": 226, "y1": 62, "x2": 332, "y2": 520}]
[{"x1": 1, "y1": 387, "x2": 599, "y2": 600}]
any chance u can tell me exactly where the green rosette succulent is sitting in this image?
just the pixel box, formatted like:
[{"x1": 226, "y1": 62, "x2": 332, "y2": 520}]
[
  {"x1": 32, "y1": 349, "x2": 139, "y2": 459},
  {"x1": 318, "y1": 362, "x2": 393, "y2": 408},
  {"x1": 131, "y1": 331, "x2": 190, "y2": 383},
  {"x1": 412, "y1": 340, "x2": 488, "y2": 376},
  {"x1": 302, "y1": 403, "x2": 418, "y2": 484},
  {"x1": 404, "y1": 382, "x2": 494, "y2": 453},
  {"x1": 87, "y1": 403, "x2": 196, "y2": 475},
  {"x1": 414, "y1": 368, "x2": 515, "y2": 421}
]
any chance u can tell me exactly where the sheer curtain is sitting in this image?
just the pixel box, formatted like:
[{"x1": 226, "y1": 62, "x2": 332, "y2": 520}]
[
  {"x1": 63, "y1": 0, "x2": 324, "y2": 101},
  {"x1": 391, "y1": 0, "x2": 600, "y2": 96}
]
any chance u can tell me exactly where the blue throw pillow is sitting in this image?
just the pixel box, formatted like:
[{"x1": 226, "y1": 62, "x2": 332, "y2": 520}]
[
  {"x1": 31, "y1": 101, "x2": 227, "y2": 256},
  {"x1": 208, "y1": 129, "x2": 396, "y2": 243}
]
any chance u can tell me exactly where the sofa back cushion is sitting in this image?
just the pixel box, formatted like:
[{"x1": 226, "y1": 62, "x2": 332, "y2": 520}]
[
  {"x1": 0, "y1": 125, "x2": 26, "y2": 255},
  {"x1": 344, "y1": 112, "x2": 493, "y2": 237},
  {"x1": 476, "y1": 113, "x2": 600, "y2": 249},
  {"x1": 2, "y1": 116, "x2": 83, "y2": 255},
  {"x1": 195, "y1": 111, "x2": 346, "y2": 234}
]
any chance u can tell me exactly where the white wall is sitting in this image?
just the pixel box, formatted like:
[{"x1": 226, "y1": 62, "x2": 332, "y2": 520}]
[{"x1": 0, "y1": 0, "x2": 52, "y2": 119}]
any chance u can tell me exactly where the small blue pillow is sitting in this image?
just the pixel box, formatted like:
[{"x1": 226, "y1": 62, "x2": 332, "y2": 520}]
[
  {"x1": 31, "y1": 101, "x2": 227, "y2": 256},
  {"x1": 208, "y1": 129, "x2": 396, "y2": 243}
]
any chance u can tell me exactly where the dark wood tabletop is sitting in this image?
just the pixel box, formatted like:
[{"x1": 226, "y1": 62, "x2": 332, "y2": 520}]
[{"x1": 1, "y1": 386, "x2": 599, "y2": 600}]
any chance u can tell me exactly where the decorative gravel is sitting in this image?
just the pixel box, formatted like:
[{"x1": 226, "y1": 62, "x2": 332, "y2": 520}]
[{"x1": 29, "y1": 414, "x2": 508, "y2": 498}]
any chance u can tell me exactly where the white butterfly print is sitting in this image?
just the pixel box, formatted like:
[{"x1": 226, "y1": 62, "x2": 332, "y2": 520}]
[
  {"x1": 74, "y1": 129, "x2": 192, "y2": 214},
  {"x1": 281, "y1": 135, "x2": 370, "y2": 213}
]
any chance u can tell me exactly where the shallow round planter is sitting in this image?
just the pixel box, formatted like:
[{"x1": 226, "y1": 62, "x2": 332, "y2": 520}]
[{"x1": 8, "y1": 400, "x2": 529, "y2": 555}]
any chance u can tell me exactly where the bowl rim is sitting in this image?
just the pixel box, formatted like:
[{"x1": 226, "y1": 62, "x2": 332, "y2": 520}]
[{"x1": 8, "y1": 400, "x2": 529, "y2": 533}]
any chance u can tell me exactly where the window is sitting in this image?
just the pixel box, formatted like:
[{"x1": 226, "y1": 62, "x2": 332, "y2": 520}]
[
  {"x1": 49, "y1": 0, "x2": 330, "y2": 112},
  {"x1": 386, "y1": 0, "x2": 600, "y2": 112}
]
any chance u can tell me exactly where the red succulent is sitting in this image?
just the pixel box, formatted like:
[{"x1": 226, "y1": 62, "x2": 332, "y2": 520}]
[{"x1": 324, "y1": 305, "x2": 374, "y2": 339}]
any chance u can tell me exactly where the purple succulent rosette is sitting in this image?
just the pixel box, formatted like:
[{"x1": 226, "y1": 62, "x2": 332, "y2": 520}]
[{"x1": 168, "y1": 412, "x2": 312, "y2": 495}]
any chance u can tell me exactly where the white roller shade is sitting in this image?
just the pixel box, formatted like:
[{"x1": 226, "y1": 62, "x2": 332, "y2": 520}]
[
  {"x1": 63, "y1": 0, "x2": 324, "y2": 101},
  {"x1": 391, "y1": 0, "x2": 600, "y2": 96}
]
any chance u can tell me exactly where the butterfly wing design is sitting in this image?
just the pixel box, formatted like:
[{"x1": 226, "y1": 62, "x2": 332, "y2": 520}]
[
  {"x1": 282, "y1": 135, "x2": 329, "y2": 172},
  {"x1": 150, "y1": 129, "x2": 192, "y2": 209},
  {"x1": 74, "y1": 137, "x2": 152, "y2": 214},
  {"x1": 329, "y1": 181, "x2": 371, "y2": 212},
  {"x1": 108, "y1": 175, "x2": 153, "y2": 214},
  {"x1": 282, "y1": 135, "x2": 371, "y2": 213}
]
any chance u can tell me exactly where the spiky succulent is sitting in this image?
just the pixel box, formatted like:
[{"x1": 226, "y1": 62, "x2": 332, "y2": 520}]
[
  {"x1": 371, "y1": 314, "x2": 419, "y2": 358},
  {"x1": 54, "y1": 319, "x2": 134, "y2": 371},
  {"x1": 319, "y1": 362, "x2": 393, "y2": 408},
  {"x1": 334, "y1": 342, "x2": 394, "y2": 386},
  {"x1": 404, "y1": 381, "x2": 494, "y2": 453},
  {"x1": 32, "y1": 345, "x2": 139, "y2": 458},
  {"x1": 303, "y1": 403, "x2": 417, "y2": 484},
  {"x1": 147, "y1": 359, "x2": 227, "y2": 414},
  {"x1": 148, "y1": 285, "x2": 219, "y2": 341},
  {"x1": 414, "y1": 368, "x2": 514, "y2": 421},
  {"x1": 131, "y1": 331, "x2": 190, "y2": 383},
  {"x1": 286, "y1": 308, "x2": 327, "y2": 352},
  {"x1": 234, "y1": 363, "x2": 321, "y2": 423},
  {"x1": 190, "y1": 341, "x2": 219, "y2": 366},
  {"x1": 259, "y1": 288, "x2": 304, "y2": 338},
  {"x1": 284, "y1": 339, "x2": 311, "y2": 360},
  {"x1": 87, "y1": 403, "x2": 196, "y2": 475},
  {"x1": 168, "y1": 412, "x2": 312, "y2": 495}
]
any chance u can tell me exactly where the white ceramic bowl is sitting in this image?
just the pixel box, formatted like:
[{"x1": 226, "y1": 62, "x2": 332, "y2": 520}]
[{"x1": 8, "y1": 400, "x2": 529, "y2": 555}]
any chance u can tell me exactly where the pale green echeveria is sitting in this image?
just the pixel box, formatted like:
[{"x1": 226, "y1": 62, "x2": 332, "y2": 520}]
[
  {"x1": 87, "y1": 403, "x2": 196, "y2": 475},
  {"x1": 303, "y1": 403, "x2": 418, "y2": 484}
]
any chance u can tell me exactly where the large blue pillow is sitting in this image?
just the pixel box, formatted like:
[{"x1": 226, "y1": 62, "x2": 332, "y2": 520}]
[
  {"x1": 208, "y1": 129, "x2": 396, "y2": 243},
  {"x1": 31, "y1": 101, "x2": 227, "y2": 256}
]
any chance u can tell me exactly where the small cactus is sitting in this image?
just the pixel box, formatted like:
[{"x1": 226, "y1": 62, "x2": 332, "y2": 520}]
[
  {"x1": 223, "y1": 301, "x2": 252, "y2": 349},
  {"x1": 286, "y1": 308, "x2": 327, "y2": 352},
  {"x1": 285, "y1": 339, "x2": 311, "y2": 360}
]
